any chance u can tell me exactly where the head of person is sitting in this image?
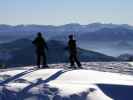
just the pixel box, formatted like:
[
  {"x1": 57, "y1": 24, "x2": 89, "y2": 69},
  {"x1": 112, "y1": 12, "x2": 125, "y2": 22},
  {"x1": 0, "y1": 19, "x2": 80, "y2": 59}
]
[
  {"x1": 69, "y1": 35, "x2": 73, "y2": 40},
  {"x1": 37, "y1": 32, "x2": 42, "y2": 37}
]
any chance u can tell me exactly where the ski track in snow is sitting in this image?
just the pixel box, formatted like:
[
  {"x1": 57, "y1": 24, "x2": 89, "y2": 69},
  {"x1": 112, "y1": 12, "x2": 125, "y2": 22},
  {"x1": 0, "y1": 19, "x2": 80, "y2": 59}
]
[
  {"x1": 0, "y1": 62, "x2": 133, "y2": 100},
  {"x1": 50, "y1": 62, "x2": 133, "y2": 75},
  {"x1": 1, "y1": 62, "x2": 133, "y2": 75}
]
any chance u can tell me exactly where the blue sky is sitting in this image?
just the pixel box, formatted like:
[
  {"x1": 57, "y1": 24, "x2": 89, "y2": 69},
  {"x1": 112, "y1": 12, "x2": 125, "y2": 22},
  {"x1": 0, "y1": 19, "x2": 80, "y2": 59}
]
[{"x1": 0, "y1": 0, "x2": 133, "y2": 25}]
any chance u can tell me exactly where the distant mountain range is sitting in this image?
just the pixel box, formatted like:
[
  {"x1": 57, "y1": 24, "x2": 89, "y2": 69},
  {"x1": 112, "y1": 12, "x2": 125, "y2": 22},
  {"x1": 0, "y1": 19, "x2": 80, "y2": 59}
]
[
  {"x1": 0, "y1": 39, "x2": 117, "y2": 67},
  {"x1": 1, "y1": 23, "x2": 133, "y2": 57},
  {"x1": 78, "y1": 27, "x2": 133, "y2": 42},
  {"x1": 0, "y1": 23, "x2": 133, "y2": 42}
]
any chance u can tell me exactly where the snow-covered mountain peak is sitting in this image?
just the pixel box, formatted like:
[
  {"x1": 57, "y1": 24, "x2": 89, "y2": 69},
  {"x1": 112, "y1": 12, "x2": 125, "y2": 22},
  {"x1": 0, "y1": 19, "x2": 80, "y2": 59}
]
[{"x1": 0, "y1": 62, "x2": 133, "y2": 100}]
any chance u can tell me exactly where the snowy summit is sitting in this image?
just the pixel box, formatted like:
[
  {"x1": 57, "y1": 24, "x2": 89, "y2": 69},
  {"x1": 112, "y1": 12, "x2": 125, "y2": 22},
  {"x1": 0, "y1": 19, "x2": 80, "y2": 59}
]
[{"x1": 0, "y1": 62, "x2": 133, "y2": 100}]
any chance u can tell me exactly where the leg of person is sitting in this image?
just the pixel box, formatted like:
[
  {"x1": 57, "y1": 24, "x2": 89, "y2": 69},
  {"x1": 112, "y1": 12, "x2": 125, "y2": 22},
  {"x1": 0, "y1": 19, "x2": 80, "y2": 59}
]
[
  {"x1": 74, "y1": 55, "x2": 82, "y2": 68},
  {"x1": 42, "y1": 52, "x2": 48, "y2": 68},
  {"x1": 69, "y1": 54, "x2": 75, "y2": 67},
  {"x1": 37, "y1": 53, "x2": 41, "y2": 68}
]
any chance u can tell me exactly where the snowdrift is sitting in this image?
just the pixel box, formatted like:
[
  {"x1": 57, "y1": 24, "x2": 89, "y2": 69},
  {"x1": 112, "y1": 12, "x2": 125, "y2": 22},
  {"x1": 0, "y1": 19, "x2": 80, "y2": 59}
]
[{"x1": 0, "y1": 63, "x2": 133, "y2": 100}]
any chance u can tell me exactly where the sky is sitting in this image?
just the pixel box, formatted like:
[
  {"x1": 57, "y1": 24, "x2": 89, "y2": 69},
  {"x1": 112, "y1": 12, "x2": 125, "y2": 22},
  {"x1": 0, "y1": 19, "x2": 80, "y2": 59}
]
[{"x1": 0, "y1": 0, "x2": 133, "y2": 25}]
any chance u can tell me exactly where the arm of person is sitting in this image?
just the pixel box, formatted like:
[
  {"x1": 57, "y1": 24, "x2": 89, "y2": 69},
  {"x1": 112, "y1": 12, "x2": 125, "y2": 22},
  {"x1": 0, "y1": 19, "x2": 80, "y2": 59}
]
[{"x1": 32, "y1": 38, "x2": 37, "y2": 44}]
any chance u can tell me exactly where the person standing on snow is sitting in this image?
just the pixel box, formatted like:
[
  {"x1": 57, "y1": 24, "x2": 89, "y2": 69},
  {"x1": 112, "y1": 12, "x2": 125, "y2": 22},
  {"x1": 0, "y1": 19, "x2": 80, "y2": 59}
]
[
  {"x1": 68, "y1": 34, "x2": 82, "y2": 68},
  {"x1": 32, "y1": 32, "x2": 48, "y2": 68}
]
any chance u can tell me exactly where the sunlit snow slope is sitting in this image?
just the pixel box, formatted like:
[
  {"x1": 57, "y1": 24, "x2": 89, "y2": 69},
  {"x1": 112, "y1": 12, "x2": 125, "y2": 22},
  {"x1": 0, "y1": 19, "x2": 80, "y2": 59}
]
[{"x1": 0, "y1": 62, "x2": 133, "y2": 100}]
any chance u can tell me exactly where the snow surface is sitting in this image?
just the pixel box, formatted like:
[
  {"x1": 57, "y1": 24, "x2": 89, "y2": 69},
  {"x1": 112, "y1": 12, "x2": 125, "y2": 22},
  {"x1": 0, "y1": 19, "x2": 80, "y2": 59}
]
[{"x1": 0, "y1": 62, "x2": 133, "y2": 100}]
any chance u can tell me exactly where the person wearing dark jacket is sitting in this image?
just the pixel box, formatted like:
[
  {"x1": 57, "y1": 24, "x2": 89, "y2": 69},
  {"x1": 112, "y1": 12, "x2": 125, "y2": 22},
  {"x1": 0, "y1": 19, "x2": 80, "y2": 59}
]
[
  {"x1": 68, "y1": 34, "x2": 82, "y2": 68},
  {"x1": 32, "y1": 32, "x2": 48, "y2": 68}
]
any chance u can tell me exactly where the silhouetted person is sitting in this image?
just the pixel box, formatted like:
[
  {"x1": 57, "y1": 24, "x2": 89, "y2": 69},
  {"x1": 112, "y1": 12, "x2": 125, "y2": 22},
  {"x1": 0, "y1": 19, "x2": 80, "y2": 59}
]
[
  {"x1": 68, "y1": 35, "x2": 81, "y2": 68},
  {"x1": 32, "y1": 32, "x2": 48, "y2": 68}
]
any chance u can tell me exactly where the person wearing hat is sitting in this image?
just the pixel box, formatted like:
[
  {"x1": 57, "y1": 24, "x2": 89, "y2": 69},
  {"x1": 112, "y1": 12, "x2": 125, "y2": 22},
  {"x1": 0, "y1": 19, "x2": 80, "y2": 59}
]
[
  {"x1": 32, "y1": 32, "x2": 48, "y2": 68},
  {"x1": 68, "y1": 34, "x2": 82, "y2": 68}
]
